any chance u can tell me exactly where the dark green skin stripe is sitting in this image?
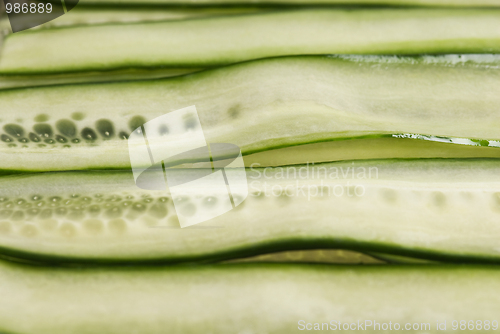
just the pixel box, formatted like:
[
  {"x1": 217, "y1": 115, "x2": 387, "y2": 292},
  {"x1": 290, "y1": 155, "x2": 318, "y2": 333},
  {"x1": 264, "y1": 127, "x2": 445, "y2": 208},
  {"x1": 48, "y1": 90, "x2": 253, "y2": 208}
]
[
  {"x1": 0, "y1": 263, "x2": 499, "y2": 334},
  {"x1": 0, "y1": 236, "x2": 496, "y2": 266},
  {"x1": 0, "y1": 68, "x2": 204, "y2": 91}
]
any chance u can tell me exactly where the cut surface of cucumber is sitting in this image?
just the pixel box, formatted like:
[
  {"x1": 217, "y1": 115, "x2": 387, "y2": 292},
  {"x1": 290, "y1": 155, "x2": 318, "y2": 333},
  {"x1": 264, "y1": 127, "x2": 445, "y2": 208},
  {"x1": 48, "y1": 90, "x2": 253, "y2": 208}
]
[
  {"x1": 1, "y1": 159, "x2": 500, "y2": 263},
  {"x1": 2, "y1": 9, "x2": 500, "y2": 74},
  {"x1": 0, "y1": 55, "x2": 499, "y2": 172},
  {"x1": 0, "y1": 262, "x2": 499, "y2": 334}
]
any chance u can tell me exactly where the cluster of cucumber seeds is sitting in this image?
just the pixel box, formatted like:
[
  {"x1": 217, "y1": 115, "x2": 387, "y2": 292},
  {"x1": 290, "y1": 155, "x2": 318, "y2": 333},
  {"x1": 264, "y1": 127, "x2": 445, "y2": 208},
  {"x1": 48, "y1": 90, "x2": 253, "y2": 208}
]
[
  {"x1": 0, "y1": 193, "x2": 174, "y2": 238},
  {"x1": 0, "y1": 113, "x2": 148, "y2": 148},
  {"x1": 0, "y1": 186, "x2": 498, "y2": 238}
]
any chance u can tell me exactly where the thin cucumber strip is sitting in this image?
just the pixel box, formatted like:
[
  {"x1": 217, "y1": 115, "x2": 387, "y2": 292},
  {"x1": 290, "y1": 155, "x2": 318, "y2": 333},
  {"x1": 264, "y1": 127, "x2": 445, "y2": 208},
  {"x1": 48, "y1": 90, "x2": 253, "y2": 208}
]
[
  {"x1": 1, "y1": 159, "x2": 500, "y2": 263},
  {"x1": 77, "y1": 0, "x2": 500, "y2": 7},
  {"x1": 0, "y1": 6, "x2": 268, "y2": 34},
  {"x1": 40, "y1": 6, "x2": 268, "y2": 28},
  {"x1": 243, "y1": 137, "x2": 500, "y2": 167},
  {"x1": 0, "y1": 55, "x2": 499, "y2": 172},
  {"x1": 0, "y1": 67, "x2": 202, "y2": 90},
  {"x1": 0, "y1": 263, "x2": 499, "y2": 334},
  {"x1": 1, "y1": 6, "x2": 207, "y2": 88},
  {"x1": 2, "y1": 9, "x2": 500, "y2": 74}
]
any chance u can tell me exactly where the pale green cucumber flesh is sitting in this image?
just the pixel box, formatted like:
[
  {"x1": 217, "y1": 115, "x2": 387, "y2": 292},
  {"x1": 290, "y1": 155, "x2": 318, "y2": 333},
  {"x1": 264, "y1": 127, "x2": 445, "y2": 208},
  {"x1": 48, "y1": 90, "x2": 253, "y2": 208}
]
[
  {"x1": 0, "y1": 6, "x2": 268, "y2": 34},
  {"x1": 0, "y1": 159, "x2": 500, "y2": 263},
  {"x1": 37, "y1": 6, "x2": 268, "y2": 28},
  {"x1": 368, "y1": 252, "x2": 440, "y2": 264},
  {"x1": 0, "y1": 263, "x2": 499, "y2": 334},
  {"x1": 0, "y1": 55, "x2": 499, "y2": 172},
  {"x1": 2, "y1": 9, "x2": 500, "y2": 74}
]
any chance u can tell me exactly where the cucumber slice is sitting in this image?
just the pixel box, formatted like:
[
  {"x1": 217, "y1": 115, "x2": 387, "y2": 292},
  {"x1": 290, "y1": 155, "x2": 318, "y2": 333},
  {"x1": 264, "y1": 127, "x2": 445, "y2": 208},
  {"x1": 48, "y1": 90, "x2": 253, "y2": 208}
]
[
  {"x1": 0, "y1": 262, "x2": 498, "y2": 334},
  {"x1": 0, "y1": 6, "x2": 267, "y2": 34},
  {"x1": 243, "y1": 137, "x2": 500, "y2": 167},
  {"x1": 1, "y1": 159, "x2": 500, "y2": 263},
  {"x1": 42, "y1": 6, "x2": 267, "y2": 28},
  {"x1": 0, "y1": 55, "x2": 499, "y2": 172},
  {"x1": 2, "y1": 9, "x2": 500, "y2": 74},
  {"x1": 0, "y1": 7, "x2": 269, "y2": 89}
]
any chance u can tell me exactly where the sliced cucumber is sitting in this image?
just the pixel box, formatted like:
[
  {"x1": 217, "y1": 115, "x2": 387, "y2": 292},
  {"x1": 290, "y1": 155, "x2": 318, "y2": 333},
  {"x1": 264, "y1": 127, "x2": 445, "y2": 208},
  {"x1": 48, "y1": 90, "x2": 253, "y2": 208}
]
[
  {"x1": 0, "y1": 55, "x2": 499, "y2": 172},
  {"x1": 1, "y1": 159, "x2": 500, "y2": 263},
  {"x1": 43, "y1": 6, "x2": 267, "y2": 28},
  {"x1": 0, "y1": 6, "x2": 267, "y2": 34},
  {"x1": 0, "y1": 6, "x2": 269, "y2": 89},
  {"x1": 0, "y1": 262, "x2": 499, "y2": 334},
  {"x1": 2, "y1": 9, "x2": 500, "y2": 74},
  {"x1": 243, "y1": 137, "x2": 500, "y2": 167}
]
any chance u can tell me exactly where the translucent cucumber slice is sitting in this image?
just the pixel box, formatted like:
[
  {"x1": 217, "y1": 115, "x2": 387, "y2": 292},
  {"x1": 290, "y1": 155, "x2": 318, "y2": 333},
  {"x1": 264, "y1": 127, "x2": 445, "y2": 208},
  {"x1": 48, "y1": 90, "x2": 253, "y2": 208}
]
[
  {"x1": 2, "y1": 9, "x2": 500, "y2": 74},
  {"x1": 0, "y1": 6, "x2": 267, "y2": 34},
  {"x1": 243, "y1": 137, "x2": 500, "y2": 167},
  {"x1": 1, "y1": 159, "x2": 500, "y2": 263},
  {"x1": 0, "y1": 6, "x2": 270, "y2": 89},
  {"x1": 0, "y1": 262, "x2": 499, "y2": 334},
  {"x1": 0, "y1": 55, "x2": 499, "y2": 172}
]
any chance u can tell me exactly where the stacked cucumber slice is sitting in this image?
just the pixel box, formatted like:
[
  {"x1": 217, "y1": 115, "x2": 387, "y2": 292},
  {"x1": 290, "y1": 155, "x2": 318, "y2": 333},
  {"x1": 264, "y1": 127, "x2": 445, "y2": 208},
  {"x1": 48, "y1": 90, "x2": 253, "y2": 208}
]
[
  {"x1": 1, "y1": 159, "x2": 500, "y2": 264},
  {"x1": 1, "y1": 263, "x2": 499, "y2": 334},
  {"x1": 0, "y1": 2, "x2": 500, "y2": 333},
  {"x1": 1, "y1": 55, "x2": 500, "y2": 171}
]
